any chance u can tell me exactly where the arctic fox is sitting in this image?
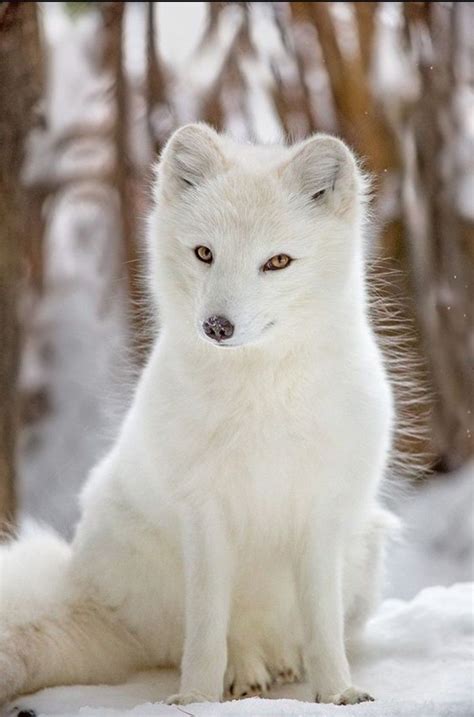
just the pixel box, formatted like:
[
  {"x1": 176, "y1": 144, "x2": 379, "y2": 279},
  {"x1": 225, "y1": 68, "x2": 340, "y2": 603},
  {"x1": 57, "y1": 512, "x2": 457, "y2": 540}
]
[{"x1": 1, "y1": 124, "x2": 397, "y2": 707}]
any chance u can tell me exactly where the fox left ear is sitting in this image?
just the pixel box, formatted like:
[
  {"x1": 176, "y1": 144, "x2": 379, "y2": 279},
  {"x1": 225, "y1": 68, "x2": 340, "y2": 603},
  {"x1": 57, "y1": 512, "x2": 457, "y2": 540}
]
[
  {"x1": 281, "y1": 135, "x2": 361, "y2": 216},
  {"x1": 156, "y1": 123, "x2": 227, "y2": 201}
]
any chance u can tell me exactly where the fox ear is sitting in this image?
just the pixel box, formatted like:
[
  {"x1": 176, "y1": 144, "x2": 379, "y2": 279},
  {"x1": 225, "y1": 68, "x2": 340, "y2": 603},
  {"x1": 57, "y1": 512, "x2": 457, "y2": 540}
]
[
  {"x1": 157, "y1": 123, "x2": 227, "y2": 199},
  {"x1": 281, "y1": 135, "x2": 361, "y2": 216}
]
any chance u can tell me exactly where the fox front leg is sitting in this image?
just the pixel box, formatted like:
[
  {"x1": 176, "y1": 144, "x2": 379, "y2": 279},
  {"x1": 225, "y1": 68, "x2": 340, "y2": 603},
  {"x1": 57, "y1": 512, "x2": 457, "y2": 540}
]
[
  {"x1": 166, "y1": 501, "x2": 232, "y2": 705},
  {"x1": 298, "y1": 516, "x2": 374, "y2": 706}
]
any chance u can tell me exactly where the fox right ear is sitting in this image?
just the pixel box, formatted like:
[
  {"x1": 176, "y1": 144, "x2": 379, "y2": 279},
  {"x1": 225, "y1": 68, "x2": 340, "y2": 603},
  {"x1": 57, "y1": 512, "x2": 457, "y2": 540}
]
[{"x1": 156, "y1": 124, "x2": 227, "y2": 200}]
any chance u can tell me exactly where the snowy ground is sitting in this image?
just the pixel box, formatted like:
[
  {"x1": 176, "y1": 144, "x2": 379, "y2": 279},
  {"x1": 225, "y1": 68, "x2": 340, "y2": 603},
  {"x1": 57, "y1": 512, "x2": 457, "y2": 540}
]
[{"x1": 5, "y1": 583, "x2": 473, "y2": 717}]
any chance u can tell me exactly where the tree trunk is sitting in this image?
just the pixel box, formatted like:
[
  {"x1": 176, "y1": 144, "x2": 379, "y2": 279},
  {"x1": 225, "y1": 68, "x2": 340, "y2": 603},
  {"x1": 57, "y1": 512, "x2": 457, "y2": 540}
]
[
  {"x1": 0, "y1": 1, "x2": 43, "y2": 537},
  {"x1": 146, "y1": 1, "x2": 169, "y2": 156},
  {"x1": 403, "y1": 2, "x2": 474, "y2": 470},
  {"x1": 101, "y1": 2, "x2": 149, "y2": 362}
]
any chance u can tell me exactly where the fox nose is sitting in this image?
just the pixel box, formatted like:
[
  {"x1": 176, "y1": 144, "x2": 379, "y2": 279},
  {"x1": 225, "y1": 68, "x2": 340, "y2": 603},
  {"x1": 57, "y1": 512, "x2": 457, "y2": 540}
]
[{"x1": 202, "y1": 315, "x2": 234, "y2": 342}]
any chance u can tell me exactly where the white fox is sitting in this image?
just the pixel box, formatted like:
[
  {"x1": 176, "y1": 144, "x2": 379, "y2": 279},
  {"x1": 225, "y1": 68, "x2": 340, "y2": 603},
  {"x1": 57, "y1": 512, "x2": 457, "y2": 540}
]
[{"x1": 1, "y1": 124, "x2": 397, "y2": 708}]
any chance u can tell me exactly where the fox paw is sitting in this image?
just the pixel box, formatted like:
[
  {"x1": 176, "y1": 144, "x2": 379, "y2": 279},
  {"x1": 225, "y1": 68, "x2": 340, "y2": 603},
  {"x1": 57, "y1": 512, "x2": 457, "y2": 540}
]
[
  {"x1": 225, "y1": 653, "x2": 272, "y2": 699},
  {"x1": 315, "y1": 686, "x2": 375, "y2": 705},
  {"x1": 270, "y1": 652, "x2": 303, "y2": 686}
]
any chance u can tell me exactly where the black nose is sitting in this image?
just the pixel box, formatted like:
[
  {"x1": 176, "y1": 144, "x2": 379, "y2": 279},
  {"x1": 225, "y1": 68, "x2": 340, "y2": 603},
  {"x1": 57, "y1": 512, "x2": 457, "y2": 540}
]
[{"x1": 202, "y1": 315, "x2": 234, "y2": 342}]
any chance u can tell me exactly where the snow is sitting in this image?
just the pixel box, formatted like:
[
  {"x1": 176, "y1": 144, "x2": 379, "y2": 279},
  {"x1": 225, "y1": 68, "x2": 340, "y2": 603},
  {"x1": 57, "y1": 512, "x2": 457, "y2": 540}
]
[
  {"x1": 6, "y1": 583, "x2": 473, "y2": 717},
  {"x1": 387, "y1": 462, "x2": 474, "y2": 599}
]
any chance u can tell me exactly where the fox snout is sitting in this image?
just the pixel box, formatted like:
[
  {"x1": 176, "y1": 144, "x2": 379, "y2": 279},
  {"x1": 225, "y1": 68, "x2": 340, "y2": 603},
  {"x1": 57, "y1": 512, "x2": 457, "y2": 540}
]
[{"x1": 202, "y1": 315, "x2": 235, "y2": 342}]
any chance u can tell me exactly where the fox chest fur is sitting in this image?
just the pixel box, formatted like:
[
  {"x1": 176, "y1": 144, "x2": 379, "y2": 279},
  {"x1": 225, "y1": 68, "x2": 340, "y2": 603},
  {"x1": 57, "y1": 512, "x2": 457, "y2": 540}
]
[{"x1": 113, "y1": 330, "x2": 389, "y2": 549}]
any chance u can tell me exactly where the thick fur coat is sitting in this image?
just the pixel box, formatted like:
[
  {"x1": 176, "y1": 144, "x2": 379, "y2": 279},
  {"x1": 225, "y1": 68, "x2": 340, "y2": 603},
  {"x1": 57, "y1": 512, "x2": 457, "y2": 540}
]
[{"x1": 0, "y1": 124, "x2": 397, "y2": 707}]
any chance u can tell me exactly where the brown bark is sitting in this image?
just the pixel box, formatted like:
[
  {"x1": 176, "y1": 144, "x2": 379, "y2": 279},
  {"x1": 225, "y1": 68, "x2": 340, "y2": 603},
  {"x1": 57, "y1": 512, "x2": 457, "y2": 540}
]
[
  {"x1": 0, "y1": 1, "x2": 43, "y2": 536},
  {"x1": 403, "y1": 2, "x2": 474, "y2": 469},
  {"x1": 146, "y1": 1, "x2": 169, "y2": 156},
  {"x1": 198, "y1": 3, "x2": 229, "y2": 131},
  {"x1": 196, "y1": 1, "x2": 227, "y2": 52},
  {"x1": 353, "y1": 3, "x2": 378, "y2": 74},
  {"x1": 100, "y1": 2, "x2": 147, "y2": 362},
  {"x1": 270, "y1": 2, "x2": 320, "y2": 139},
  {"x1": 200, "y1": 3, "x2": 253, "y2": 135},
  {"x1": 309, "y1": 2, "x2": 399, "y2": 173}
]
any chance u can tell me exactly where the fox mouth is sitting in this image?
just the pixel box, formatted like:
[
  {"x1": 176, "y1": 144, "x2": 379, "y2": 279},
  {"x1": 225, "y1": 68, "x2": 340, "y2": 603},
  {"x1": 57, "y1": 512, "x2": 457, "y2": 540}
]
[{"x1": 199, "y1": 321, "x2": 276, "y2": 349}]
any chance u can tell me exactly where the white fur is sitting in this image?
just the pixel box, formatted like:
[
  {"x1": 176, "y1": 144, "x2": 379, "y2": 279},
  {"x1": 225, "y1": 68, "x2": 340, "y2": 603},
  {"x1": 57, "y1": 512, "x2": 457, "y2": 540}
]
[{"x1": 0, "y1": 125, "x2": 398, "y2": 707}]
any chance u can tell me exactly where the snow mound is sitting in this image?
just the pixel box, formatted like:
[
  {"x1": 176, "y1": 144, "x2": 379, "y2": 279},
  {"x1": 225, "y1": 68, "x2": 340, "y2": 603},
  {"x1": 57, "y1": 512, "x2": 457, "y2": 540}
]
[
  {"x1": 6, "y1": 583, "x2": 473, "y2": 717},
  {"x1": 388, "y1": 462, "x2": 474, "y2": 598}
]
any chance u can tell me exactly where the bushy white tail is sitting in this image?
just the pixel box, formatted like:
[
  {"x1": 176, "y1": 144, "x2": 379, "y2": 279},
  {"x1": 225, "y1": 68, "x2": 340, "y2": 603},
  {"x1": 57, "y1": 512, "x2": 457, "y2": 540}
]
[
  {"x1": 0, "y1": 526, "x2": 148, "y2": 705},
  {"x1": 0, "y1": 523, "x2": 71, "y2": 626}
]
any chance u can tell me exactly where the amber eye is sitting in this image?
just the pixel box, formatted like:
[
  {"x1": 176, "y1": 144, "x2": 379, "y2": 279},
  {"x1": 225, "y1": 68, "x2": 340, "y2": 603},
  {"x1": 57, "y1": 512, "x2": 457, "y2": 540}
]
[
  {"x1": 263, "y1": 254, "x2": 292, "y2": 271},
  {"x1": 195, "y1": 246, "x2": 213, "y2": 264}
]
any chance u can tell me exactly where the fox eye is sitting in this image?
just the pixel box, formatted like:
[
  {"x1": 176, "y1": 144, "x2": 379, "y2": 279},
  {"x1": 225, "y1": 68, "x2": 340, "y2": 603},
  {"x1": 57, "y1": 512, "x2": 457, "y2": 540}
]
[
  {"x1": 195, "y1": 246, "x2": 213, "y2": 264},
  {"x1": 262, "y1": 254, "x2": 292, "y2": 271},
  {"x1": 311, "y1": 188, "x2": 326, "y2": 201}
]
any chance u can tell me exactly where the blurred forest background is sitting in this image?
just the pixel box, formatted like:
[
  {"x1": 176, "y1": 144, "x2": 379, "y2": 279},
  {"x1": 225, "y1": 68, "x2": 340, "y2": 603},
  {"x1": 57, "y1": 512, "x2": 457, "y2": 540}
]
[{"x1": 0, "y1": 2, "x2": 472, "y2": 592}]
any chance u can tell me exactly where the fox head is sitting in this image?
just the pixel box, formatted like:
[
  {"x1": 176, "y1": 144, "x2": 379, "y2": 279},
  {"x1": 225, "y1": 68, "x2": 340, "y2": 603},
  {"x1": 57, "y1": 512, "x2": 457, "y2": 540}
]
[{"x1": 148, "y1": 123, "x2": 367, "y2": 351}]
